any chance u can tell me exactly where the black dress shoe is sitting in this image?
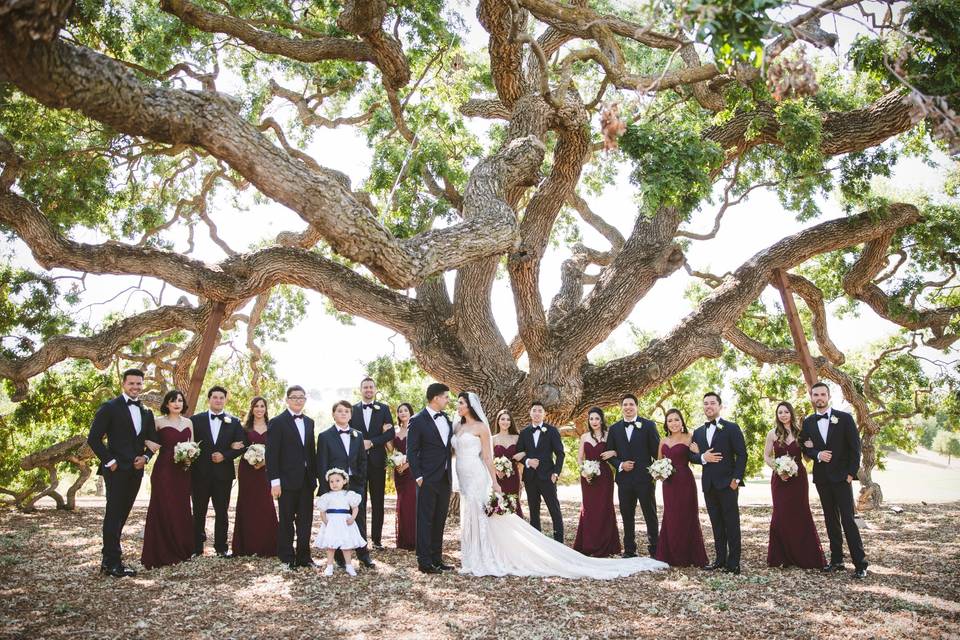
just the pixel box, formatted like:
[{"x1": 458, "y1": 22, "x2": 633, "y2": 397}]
[
  {"x1": 285, "y1": 562, "x2": 299, "y2": 570},
  {"x1": 434, "y1": 563, "x2": 455, "y2": 572},
  {"x1": 853, "y1": 568, "x2": 868, "y2": 579},
  {"x1": 822, "y1": 563, "x2": 846, "y2": 573},
  {"x1": 622, "y1": 552, "x2": 637, "y2": 559},
  {"x1": 724, "y1": 565, "x2": 741, "y2": 575},
  {"x1": 100, "y1": 565, "x2": 126, "y2": 578},
  {"x1": 295, "y1": 559, "x2": 320, "y2": 568},
  {"x1": 190, "y1": 552, "x2": 202, "y2": 559},
  {"x1": 216, "y1": 551, "x2": 235, "y2": 559},
  {"x1": 372, "y1": 542, "x2": 385, "y2": 551},
  {"x1": 358, "y1": 556, "x2": 376, "y2": 569},
  {"x1": 703, "y1": 561, "x2": 724, "y2": 571},
  {"x1": 418, "y1": 564, "x2": 442, "y2": 574}
]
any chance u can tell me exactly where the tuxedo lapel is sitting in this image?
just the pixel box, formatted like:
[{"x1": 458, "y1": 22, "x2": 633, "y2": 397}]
[
  {"x1": 117, "y1": 397, "x2": 137, "y2": 436},
  {"x1": 808, "y1": 416, "x2": 827, "y2": 449}
]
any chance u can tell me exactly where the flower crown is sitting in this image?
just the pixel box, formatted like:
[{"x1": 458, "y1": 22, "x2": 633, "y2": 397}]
[{"x1": 325, "y1": 467, "x2": 348, "y2": 481}]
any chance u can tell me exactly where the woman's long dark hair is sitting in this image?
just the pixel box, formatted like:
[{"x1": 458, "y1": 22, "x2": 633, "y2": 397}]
[
  {"x1": 160, "y1": 389, "x2": 188, "y2": 416},
  {"x1": 244, "y1": 396, "x2": 270, "y2": 431},
  {"x1": 586, "y1": 407, "x2": 607, "y2": 442},
  {"x1": 457, "y1": 391, "x2": 484, "y2": 424},
  {"x1": 663, "y1": 408, "x2": 688, "y2": 436},
  {"x1": 396, "y1": 403, "x2": 414, "y2": 428},
  {"x1": 494, "y1": 409, "x2": 518, "y2": 435},
  {"x1": 774, "y1": 401, "x2": 798, "y2": 444}
]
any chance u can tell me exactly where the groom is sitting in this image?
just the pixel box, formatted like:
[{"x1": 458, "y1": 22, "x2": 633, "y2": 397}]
[
  {"x1": 516, "y1": 401, "x2": 565, "y2": 542},
  {"x1": 407, "y1": 382, "x2": 454, "y2": 574}
]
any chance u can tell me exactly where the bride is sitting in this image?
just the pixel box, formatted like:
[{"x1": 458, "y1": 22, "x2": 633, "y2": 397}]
[{"x1": 452, "y1": 391, "x2": 668, "y2": 578}]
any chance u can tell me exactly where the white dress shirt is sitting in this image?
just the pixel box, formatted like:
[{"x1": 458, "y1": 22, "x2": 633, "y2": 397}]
[
  {"x1": 624, "y1": 421, "x2": 636, "y2": 441},
  {"x1": 336, "y1": 426, "x2": 352, "y2": 474},
  {"x1": 527, "y1": 424, "x2": 544, "y2": 468},
  {"x1": 362, "y1": 403, "x2": 374, "y2": 429},
  {"x1": 701, "y1": 420, "x2": 718, "y2": 465},
  {"x1": 433, "y1": 412, "x2": 449, "y2": 445},
  {"x1": 209, "y1": 410, "x2": 223, "y2": 444},
  {"x1": 816, "y1": 410, "x2": 831, "y2": 461}
]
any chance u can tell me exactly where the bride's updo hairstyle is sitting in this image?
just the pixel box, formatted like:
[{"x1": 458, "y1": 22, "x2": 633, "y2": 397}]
[{"x1": 457, "y1": 391, "x2": 484, "y2": 423}]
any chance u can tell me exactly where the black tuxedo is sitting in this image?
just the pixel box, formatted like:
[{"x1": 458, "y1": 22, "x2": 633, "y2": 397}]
[
  {"x1": 266, "y1": 410, "x2": 318, "y2": 564},
  {"x1": 407, "y1": 407, "x2": 453, "y2": 568},
  {"x1": 801, "y1": 409, "x2": 867, "y2": 570},
  {"x1": 688, "y1": 418, "x2": 747, "y2": 569},
  {"x1": 350, "y1": 401, "x2": 395, "y2": 545},
  {"x1": 317, "y1": 424, "x2": 370, "y2": 561},
  {"x1": 516, "y1": 423, "x2": 565, "y2": 542},
  {"x1": 189, "y1": 411, "x2": 245, "y2": 554},
  {"x1": 86, "y1": 395, "x2": 157, "y2": 568},
  {"x1": 606, "y1": 417, "x2": 660, "y2": 556}
]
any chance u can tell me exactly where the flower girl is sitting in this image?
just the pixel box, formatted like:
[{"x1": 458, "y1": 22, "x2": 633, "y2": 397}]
[{"x1": 314, "y1": 468, "x2": 366, "y2": 576}]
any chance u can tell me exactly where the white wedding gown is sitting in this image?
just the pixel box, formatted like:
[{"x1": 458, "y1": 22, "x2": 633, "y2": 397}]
[{"x1": 453, "y1": 430, "x2": 669, "y2": 578}]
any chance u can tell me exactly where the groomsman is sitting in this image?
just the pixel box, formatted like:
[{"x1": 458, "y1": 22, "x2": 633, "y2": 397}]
[
  {"x1": 516, "y1": 401, "x2": 565, "y2": 542},
  {"x1": 688, "y1": 392, "x2": 747, "y2": 574},
  {"x1": 349, "y1": 377, "x2": 395, "y2": 550},
  {"x1": 318, "y1": 400, "x2": 374, "y2": 569},
  {"x1": 606, "y1": 394, "x2": 660, "y2": 557},
  {"x1": 87, "y1": 368, "x2": 157, "y2": 577},
  {"x1": 190, "y1": 386, "x2": 245, "y2": 558},
  {"x1": 267, "y1": 385, "x2": 318, "y2": 569},
  {"x1": 801, "y1": 381, "x2": 868, "y2": 579},
  {"x1": 407, "y1": 383, "x2": 454, "y2": 574}
]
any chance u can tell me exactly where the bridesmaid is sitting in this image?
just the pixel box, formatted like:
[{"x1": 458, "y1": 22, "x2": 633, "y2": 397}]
[
  {"x1": 492, "y1": 409, "x2": 524, "y2": 519},
  {"x1": 765, "y1": 401, "x2": 826, "y2": 569},
  {"x1": 141, "y1": 390, "x2": 194, "y2": 569},
  {"x1": 573, "y1": 407, "x2": 620, "y2": 557},
  {"x1": 388, "y1": 403, "x2": 416, "y2": 550},
  {"x1": 232, "y1": 396, "x2": 279, "y2": 557},
  {"x1": 654, "y1": 409, "x2": 708, "y2": 567}
]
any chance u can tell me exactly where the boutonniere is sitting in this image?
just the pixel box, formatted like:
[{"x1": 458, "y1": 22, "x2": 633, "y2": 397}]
[
  {"x1": 223, "y1": 416, "x2": 233, "y2": 424},
  {"x1": 374, "y1": 403, "x2": 381, "y2": 411},
  {"x1": 716, "y1": 423, "x2": 725, "y2": 430},
  {"x1": 830, "y1": 416, "x2": 838, "y2": 425}
]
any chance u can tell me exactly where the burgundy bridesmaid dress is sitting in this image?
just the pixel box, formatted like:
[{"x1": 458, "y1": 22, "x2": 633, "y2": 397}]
[
  {"x1": 393, "y1": 435, "x2": 417, "y2": 550},
  {"x1": 573, "y1": 440, "x2": 621, "y2": 557},
  {"x1": 232, "y1": 429, "x2": 278, "y2": 557},
  {"x1": 767, "y1": 439, "x2": 826, "y2": 568},
  {"x1": 655, "y1": 442, "x2": 708, "y2": 567},
  {"x1": 493, "y1": 442, "x2": 524, "y2": 519},
  {"x1": 141, "y1": 425, "x2": 194, "y2": 569}
]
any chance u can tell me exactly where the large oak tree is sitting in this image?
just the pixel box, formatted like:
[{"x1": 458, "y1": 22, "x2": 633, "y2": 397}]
[{"x1": 1, "y1": 0, "x2": 958, "y2": 507}]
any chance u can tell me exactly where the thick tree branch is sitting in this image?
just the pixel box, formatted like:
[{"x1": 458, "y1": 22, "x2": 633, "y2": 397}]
[{"x1": 579, "y1": 203, "x2": 920, "y2": 410}]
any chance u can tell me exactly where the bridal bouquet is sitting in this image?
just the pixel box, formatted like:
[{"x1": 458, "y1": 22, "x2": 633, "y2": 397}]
[
  {"x1": 774, "y1": 454, "x2": 799, "y2": 478},
  {"x1": 173, "y1": 441, "x2": 201, "y2": 468},
  {"x1": 389, "y1": 452, "x2": 407, "y2": 468},
  {"x1": 484, "y1": 491, "x2": 518, "y2": 517},
  {"x1": 647, "y1": 457, "x2": 674, "y2": 481},
  {"x1": 580, "y1": 459, "x2": 601, "y2": 482},
  {"x1": 243, "y1": 443, "x2": 265, "y2": 467},
  {"x1": 494, "y1": 456, "x2": 513, "y2": 477}
]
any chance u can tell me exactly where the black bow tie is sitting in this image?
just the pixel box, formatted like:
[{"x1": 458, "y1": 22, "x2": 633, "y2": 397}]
[
  {"x1": 337, "y1": 429, "x2": 350, "y2": 434},
  {"x1": 363, "y1": 403, "x2": 375, "y2": 410},
  {"x1": 292, "y1": 414, "x2": 303, "y2": 420},
  {"x1": 211, "y1": 413, "x2": 225, "y2": 421},
  {"x1": 817, "y1": 413, "x2": 829, "y2": 420},
  {"x1": 706, "y1": 420, "x2": 718, "y2": 427},
  {"x1": 126, "y1": 398, "x2": 141, "y2": 407},
  {"x1": 625, "y1": 421, "x2": 636, "y2": 428},
  {"x1": 433, "y1": 412, "x2": 445, "y2": 420}
]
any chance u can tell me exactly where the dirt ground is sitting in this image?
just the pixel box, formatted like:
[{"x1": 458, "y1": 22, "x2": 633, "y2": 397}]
[{"x1": 0, "y1": 495, "x2": 957, "y2": 639}]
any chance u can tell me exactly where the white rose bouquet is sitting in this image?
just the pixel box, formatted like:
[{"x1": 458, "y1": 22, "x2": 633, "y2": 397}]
[
  {"x1": 647, "y1": 457, "x2": 674, "y2": 481},
  {"x1": 173, "y1": 441, "x2": 201, "y2": 468}
]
